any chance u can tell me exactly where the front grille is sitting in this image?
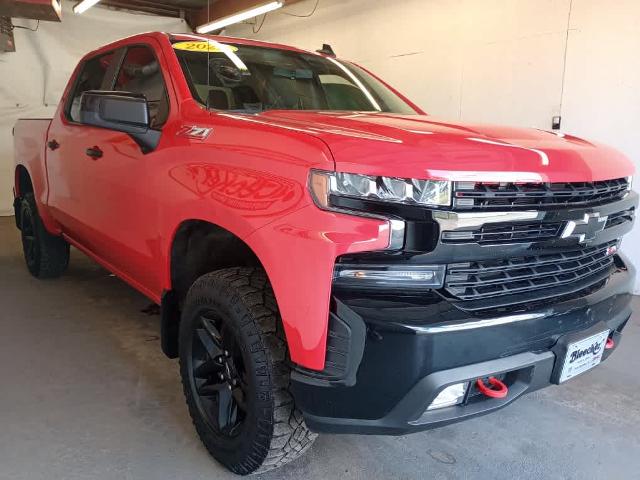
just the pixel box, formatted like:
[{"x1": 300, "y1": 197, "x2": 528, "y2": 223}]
[
  {"x1": 454, "y1": 178, "x2": 629, "y2": 209},
  {"x1": 442, "y1": 221, "x2": 563, "y2": 244},
  {"x1": 445, "y1": 243, "x2": 616, "y2": 301}
]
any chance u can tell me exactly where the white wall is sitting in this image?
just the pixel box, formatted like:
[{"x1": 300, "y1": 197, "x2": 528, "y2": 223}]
[
  {"x1": 227, "y1": 0, "x2": 572, "y2": 126},
  {"x1": 227, "y1": 0, "x2": 640, "y2": 291},
  {"x1": 0, "y1": 3, "x2": 188, "y2": 216},
  {"x1": 561, "y1": 0, "x2": 640, "y2": 290}
]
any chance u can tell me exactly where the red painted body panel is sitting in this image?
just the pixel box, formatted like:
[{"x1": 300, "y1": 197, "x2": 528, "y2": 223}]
[
  {"x1": 247, "y1": 207, "x2": 389, "y2": 369},
  {"x1": 13, "y1": 32, "x2": 635, "y2": 371},
  {"x1": 253, "y1": 111, "x2": 634, "y2": 183},
  {"x1": 13, "y1": 119, "x2": 61, "y2": 234}
]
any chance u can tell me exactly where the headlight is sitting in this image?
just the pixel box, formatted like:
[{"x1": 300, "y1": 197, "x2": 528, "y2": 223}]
[
  {"x1": 626, "y1": 175, "x2": 633, "y2": 191},
  {"x1": 309, "y1": 170, "x2": 451, "y2": 209}
]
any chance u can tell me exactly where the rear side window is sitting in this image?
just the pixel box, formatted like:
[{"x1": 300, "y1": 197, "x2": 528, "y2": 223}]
[
  {"x1": 115, "y1": 45, "x2": 169, "y2": 128},
  {"x1": 67, "y1": 52, "x2": 115, "y2": 122}
]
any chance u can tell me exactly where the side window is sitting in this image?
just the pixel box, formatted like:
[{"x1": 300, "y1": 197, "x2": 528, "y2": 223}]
[
  {"x1": 115, "y1": 45, "x2": 169, "y2": 128},
  {"x1": 67, "y1": 52, "x2": 114, "y2": 122}
]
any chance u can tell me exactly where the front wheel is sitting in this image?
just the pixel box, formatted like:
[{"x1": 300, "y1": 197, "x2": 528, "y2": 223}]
[{"x1": 179, "y1": 268, "x2": 317, "y2": 475}]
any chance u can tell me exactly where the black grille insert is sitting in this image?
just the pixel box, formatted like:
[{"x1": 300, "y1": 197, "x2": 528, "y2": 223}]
[
  {"x1": 445, "y1": 243, "x2": 617, "y2": 301},
  {"x1": 454, "y1": 178, "x2": 629, "y2": 209},
  {"x1": 442, "y1": 221, "x2": 564, "y2": 244},
  {"x1": 441, "y1": 207, "x2": 634, "y2": 245}
]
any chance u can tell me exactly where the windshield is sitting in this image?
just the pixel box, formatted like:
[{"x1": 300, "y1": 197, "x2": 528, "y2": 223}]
[{"x1": 172, "y1": 38, "x2": 417, "y2": 114}]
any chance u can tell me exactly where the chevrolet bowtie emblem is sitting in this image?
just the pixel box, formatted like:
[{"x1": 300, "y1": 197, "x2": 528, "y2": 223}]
[{"x1": 561, "y1": 212, "x2": 608, "y2": 243}]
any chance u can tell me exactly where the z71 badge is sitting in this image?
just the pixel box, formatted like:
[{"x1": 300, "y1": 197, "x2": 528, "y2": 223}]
[{"x1": 177, "y1": 125, "x2": 213, "y2": 140}]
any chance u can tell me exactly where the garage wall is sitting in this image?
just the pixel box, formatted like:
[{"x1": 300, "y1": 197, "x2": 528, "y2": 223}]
[
  {"x1": 227, "y1": 0, "x2": 640, "y2": 292},
  {"x1": 0, "y1": 3, "x2": 188, "y2": 216},
  {"x1": 227, "y1": 0, "x2": 572, "y2": 126},
  {"x1": 561, "y1": 0, "x2": 640, "y2": 291}
]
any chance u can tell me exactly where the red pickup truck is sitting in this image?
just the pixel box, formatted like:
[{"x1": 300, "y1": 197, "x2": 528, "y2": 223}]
[{"x1": 13, "y1": 32, "x2": 636, "y2": 474}]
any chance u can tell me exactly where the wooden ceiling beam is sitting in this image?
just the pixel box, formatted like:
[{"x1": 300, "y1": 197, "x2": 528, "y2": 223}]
[
  {"x1": 187, "y1": 0, "x2": 303, "y2": 32},
  {"x1": 100, "y1": 0, "x2": 200, "y2": 18}
]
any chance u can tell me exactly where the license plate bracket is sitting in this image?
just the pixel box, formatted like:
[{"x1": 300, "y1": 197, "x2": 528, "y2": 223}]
[
  {"x1": 550, "y1": 321, "x2": 610, "y2": 384},
  {"x1": 558, "y1": 330, "x2": 609, "y2": 383}
]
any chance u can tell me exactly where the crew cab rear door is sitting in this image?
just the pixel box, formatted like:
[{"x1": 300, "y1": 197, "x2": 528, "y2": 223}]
[
  {"x1": 46, "y1": 48, "x2": 123, "y2": 242},
  {"x1": 47, "y1": 40, "x2": 172, "y2": 298}
]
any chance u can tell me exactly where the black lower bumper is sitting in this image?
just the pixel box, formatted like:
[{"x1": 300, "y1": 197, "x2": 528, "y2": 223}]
[{"x1": 292, "y1": 258, "x2": 633, "y2": 435}]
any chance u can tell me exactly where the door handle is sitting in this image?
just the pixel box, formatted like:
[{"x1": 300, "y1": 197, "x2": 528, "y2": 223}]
[
  {"x1": 47, "y1": 139, "x2": 60, "y2": 151},
  {"x1": 85, "y1": 146, "x2": 103, "y2": 159}
]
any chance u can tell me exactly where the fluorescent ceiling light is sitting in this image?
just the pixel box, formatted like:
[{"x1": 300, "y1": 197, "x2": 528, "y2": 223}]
[
  {"x1": 196, "y1": 1, "x2": 284, "y2": 34},
  {"x1": 73, "y1": 0, "x2": 101, "y2": 14}
]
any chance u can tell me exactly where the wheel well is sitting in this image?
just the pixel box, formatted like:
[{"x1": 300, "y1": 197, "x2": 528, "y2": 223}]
[
  {"x1": 16, "y1": 165, "x2": 33, "y2": 197},
  {"x1": 170, "y1": 220, "x2": 262, "y2": 301},
  {"x1": 162, "y1": 220, "x2": 263, "y2": 358}
]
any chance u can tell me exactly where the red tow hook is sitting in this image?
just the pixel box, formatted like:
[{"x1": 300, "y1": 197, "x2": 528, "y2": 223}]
[
  {"x1": 476, "y1": 377, "x2": 509, "y2": 399},
  {"x1": 606, "y1": 337, "x2": 615, "y2": 350}
]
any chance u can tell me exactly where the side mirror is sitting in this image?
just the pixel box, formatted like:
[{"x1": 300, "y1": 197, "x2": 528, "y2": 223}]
[{"x1": 79, "y1": 90, "x2": 160, "y2": 152}]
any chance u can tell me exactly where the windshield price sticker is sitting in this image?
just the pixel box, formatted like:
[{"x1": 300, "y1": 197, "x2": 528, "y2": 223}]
[{"x1": 173, "y1": 41, "x2": 238, "y2": 53}]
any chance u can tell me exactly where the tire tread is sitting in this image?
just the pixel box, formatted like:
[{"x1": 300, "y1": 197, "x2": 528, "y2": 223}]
[{"x1": 179, "y1": 267, "x2": 317, "y2": 475}]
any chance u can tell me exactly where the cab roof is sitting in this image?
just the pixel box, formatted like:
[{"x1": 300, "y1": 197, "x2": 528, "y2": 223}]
[
  {"x1": 168, "y1": 33, "x2": 320, "y2": 55},
  {"x1": 83, "y1": 31, "x2": 326, "y2": 61}
]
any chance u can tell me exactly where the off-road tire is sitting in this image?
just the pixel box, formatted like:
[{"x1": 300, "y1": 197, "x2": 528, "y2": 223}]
[
  {"x1": 179, "y1": 267, "x2": 317, "y2": 475},
  {"x1": 19, "y1": 193, "x2": 70, "y2": 278}
]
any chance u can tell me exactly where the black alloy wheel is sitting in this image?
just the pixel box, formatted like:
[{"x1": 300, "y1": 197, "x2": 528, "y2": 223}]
[
  {"x1": 18, "y1": 193, "x2": 69, "y2": 278},
  {"x1": 188, "y1": 311, "x2": 249, "y2": 437},
  {"x1": 20, "y1": 201, "x2": 38, "y2": 272}
]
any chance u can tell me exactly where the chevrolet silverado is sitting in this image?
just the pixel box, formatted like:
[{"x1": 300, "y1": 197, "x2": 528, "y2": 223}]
[{"x1": 12, "y1": 32, "x2": 636, "y2": 474}]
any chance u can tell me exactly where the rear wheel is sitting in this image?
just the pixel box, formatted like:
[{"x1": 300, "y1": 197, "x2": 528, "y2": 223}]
[
  {"x1": 179, "y1": 268, "x2": 317, "y2": 475},
  {"x1": 19, "y1": 193, "x2": 69, "y2": 278}
]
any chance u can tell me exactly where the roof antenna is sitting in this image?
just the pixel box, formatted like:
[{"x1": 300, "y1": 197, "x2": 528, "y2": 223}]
[{"x1": 316, "y1": 44, "x2": 336, "y2": 57}]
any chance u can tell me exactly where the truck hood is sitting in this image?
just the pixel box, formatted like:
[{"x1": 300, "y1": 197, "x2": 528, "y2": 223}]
[{"x1": 249, "y1": 111, "x2": 633, "y2": 183}]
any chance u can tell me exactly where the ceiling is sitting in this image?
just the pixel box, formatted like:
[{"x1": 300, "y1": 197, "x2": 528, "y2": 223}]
[
  {"x1": 99, "y1": 0, "x2": 213, "y2": 19},
  {"x1": 158, "y1": 0, "x2": 211, "y2": 7},
  {"x1": 97, "y1": 0, "x2": 301, "y2": 31}
]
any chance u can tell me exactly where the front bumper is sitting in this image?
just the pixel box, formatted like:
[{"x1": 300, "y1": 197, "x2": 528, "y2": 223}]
[{"x1": 292, "y1": 257, "x2": 633, "y2": 435}]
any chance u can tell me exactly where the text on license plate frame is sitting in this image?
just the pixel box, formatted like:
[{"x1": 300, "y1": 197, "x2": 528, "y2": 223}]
[{"x1": 559, "y1": 330, "x2": 609, "y2": 383}]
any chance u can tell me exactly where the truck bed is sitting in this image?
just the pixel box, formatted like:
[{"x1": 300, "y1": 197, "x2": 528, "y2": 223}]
[
  {"x1": 14, "y1": 118, "x2": 51, "y2": 170},
  {"x1": 13, "y1": 118, "x2": 52, "y2": 215}
]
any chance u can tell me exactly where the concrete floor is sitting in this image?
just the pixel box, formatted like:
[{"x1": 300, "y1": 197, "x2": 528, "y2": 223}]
[{"x1": 1, "y1": 216, "x2": 639, "y2": 480}]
